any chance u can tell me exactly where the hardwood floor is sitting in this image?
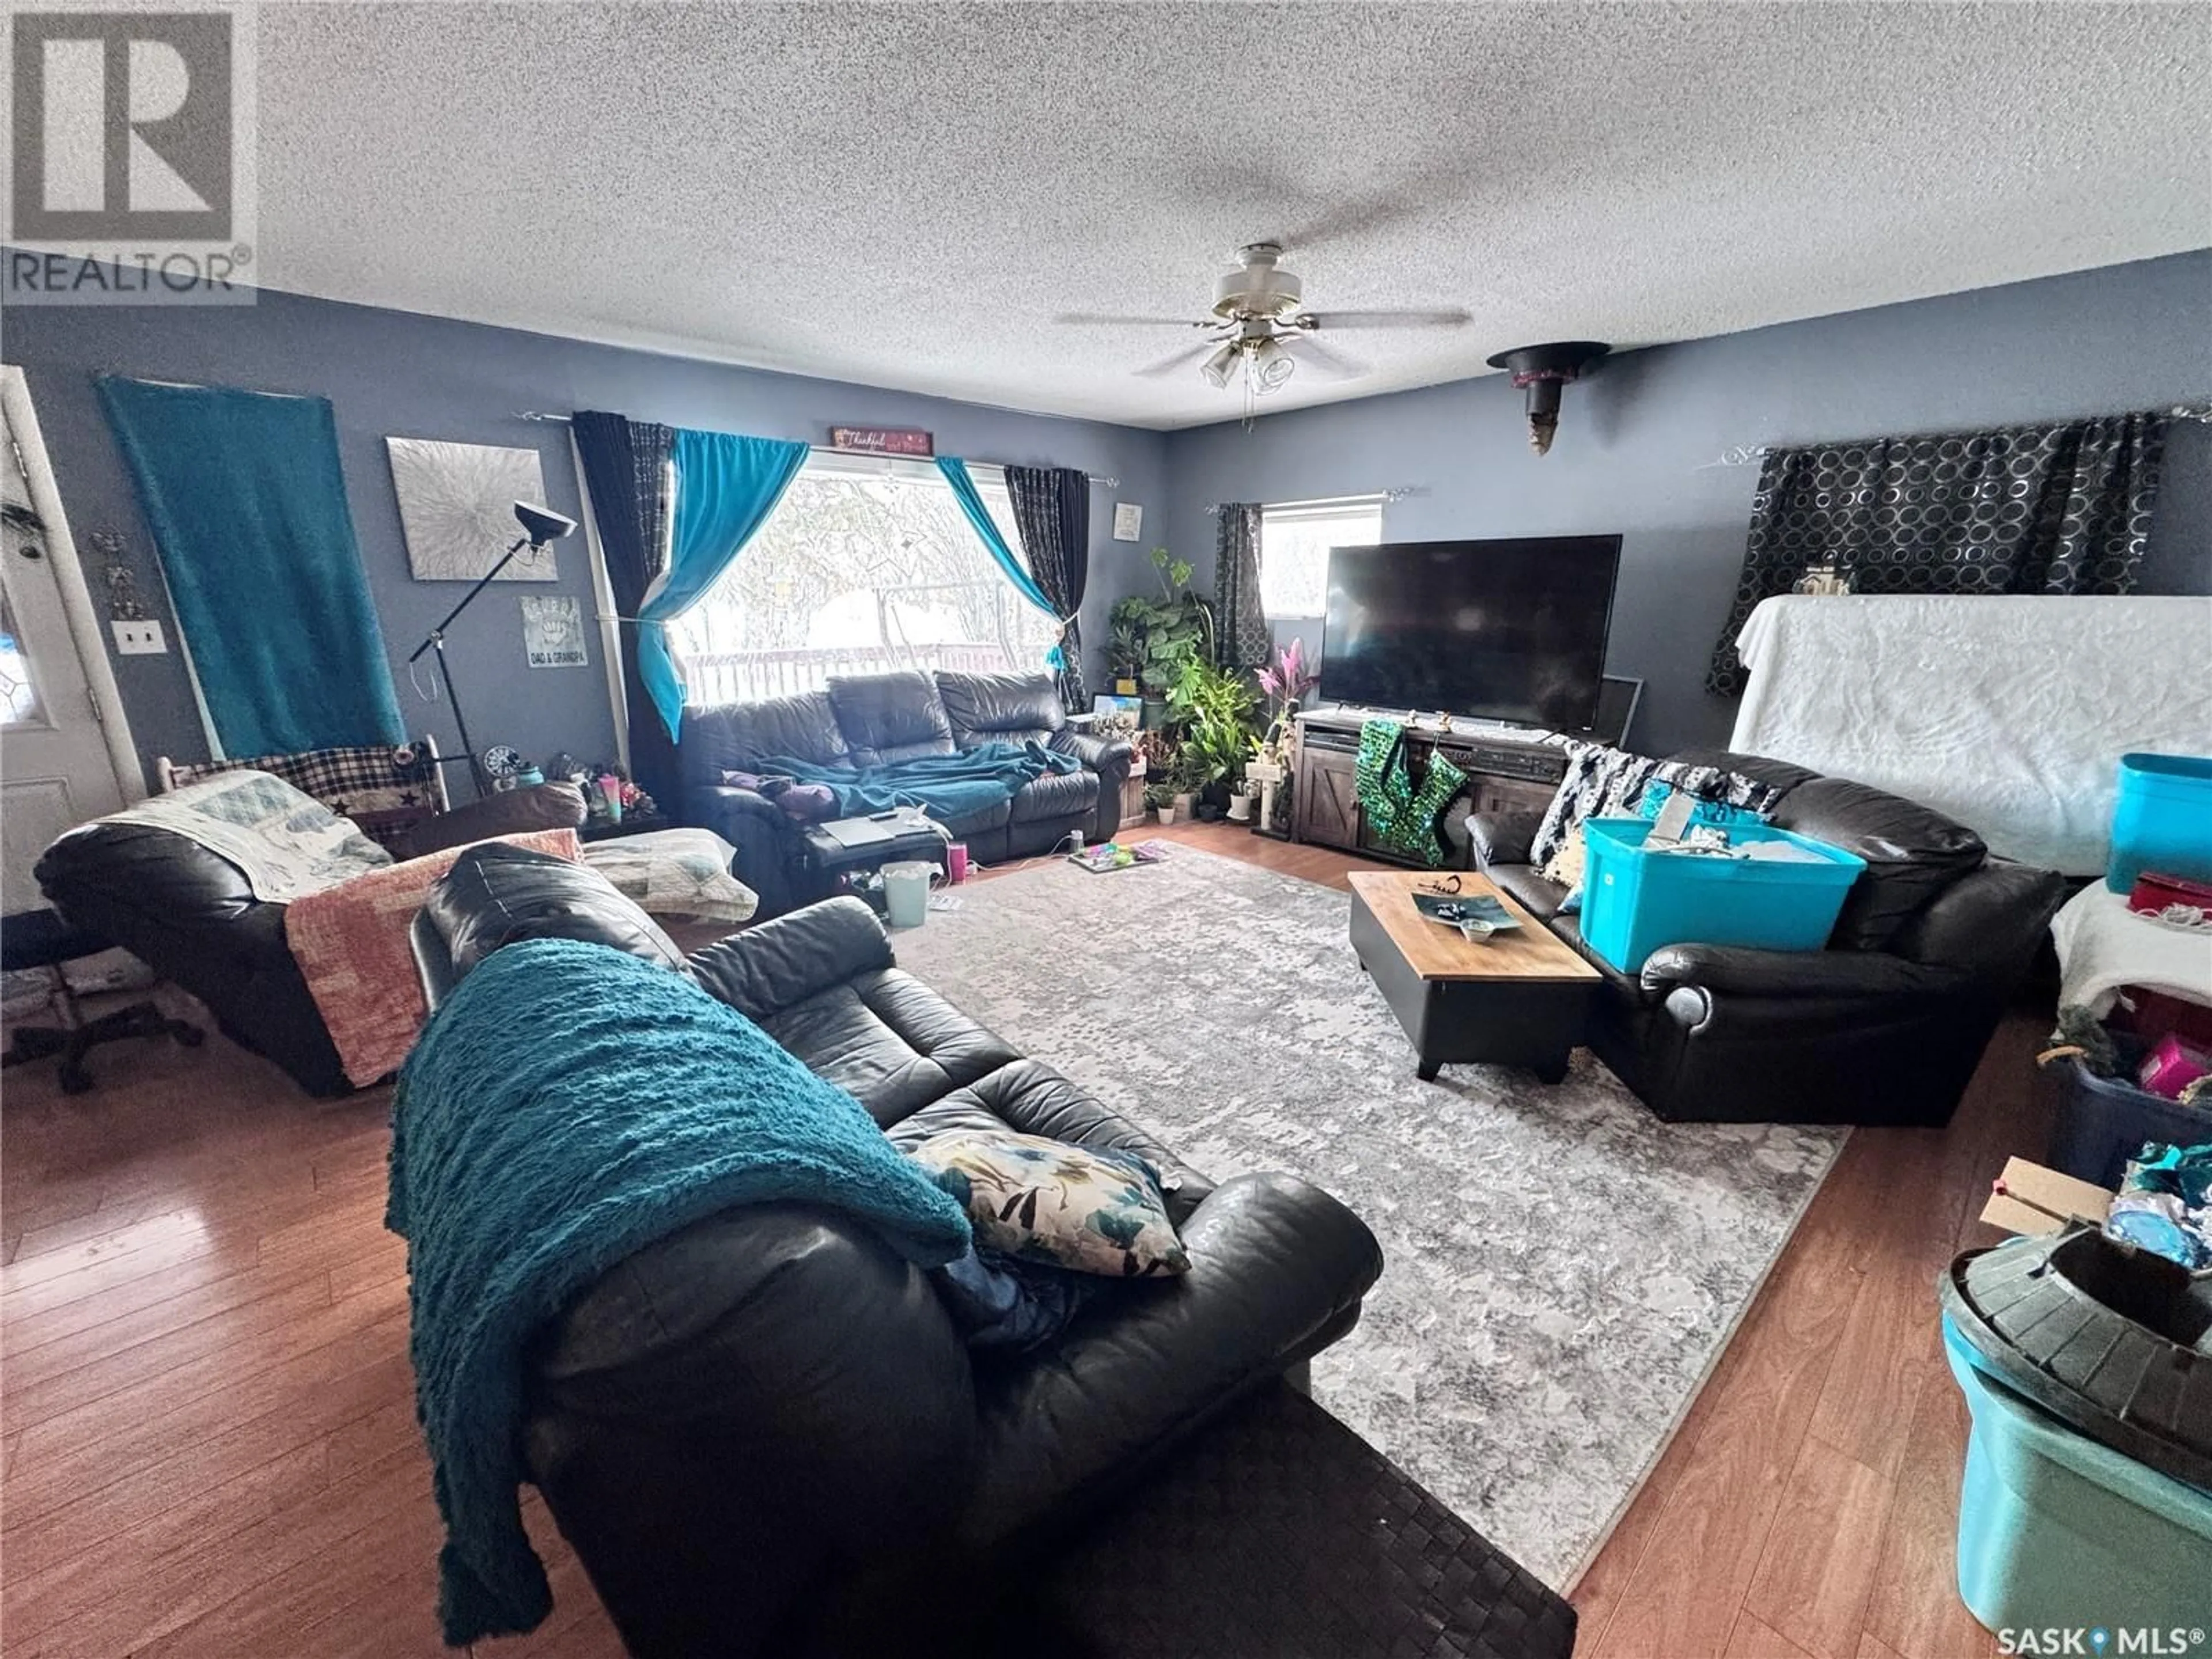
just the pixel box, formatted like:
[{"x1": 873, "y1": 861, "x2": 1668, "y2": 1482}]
[{"x1": 1, "y1": 821, "x2": 2036, "y2": 1657}]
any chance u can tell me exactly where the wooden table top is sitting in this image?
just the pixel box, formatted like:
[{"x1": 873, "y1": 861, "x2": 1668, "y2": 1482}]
[{"x1": 1347, "y1": 870, "x2": 1602, "y2": 983}]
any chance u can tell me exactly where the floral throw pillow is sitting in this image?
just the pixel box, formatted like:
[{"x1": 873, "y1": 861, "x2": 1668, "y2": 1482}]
[{"x1": 908, "y1": 1130, "x2": 1191, "y2": 1278}]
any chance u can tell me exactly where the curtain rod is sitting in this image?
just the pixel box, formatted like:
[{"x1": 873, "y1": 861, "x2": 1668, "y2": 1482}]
[
  {"x1": 1696, "y1": 403, "x2": 2212, "y2": 470},
  {"x1": 514, "y1": 410, "x2": 1119, "y2": 488},
  {"x1": 1202, "y1": 488, "x2": 1416, "y2": 515}
]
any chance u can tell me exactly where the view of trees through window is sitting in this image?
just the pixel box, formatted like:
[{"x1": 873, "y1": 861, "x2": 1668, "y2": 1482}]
[{"x1": 671, "y1": 460, "x2": 1059, "y2": 706}]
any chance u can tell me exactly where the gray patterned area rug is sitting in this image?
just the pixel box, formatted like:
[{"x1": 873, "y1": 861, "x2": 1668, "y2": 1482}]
[{"x1": 893, "y1": 847, "x2": 1847, "y2": 1589}]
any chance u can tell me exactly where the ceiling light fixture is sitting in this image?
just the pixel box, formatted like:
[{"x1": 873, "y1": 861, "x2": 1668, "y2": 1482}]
[
  {"x1": 1248, "y1": 335, "x2": 1296, "y2": 393},
  {"x1": 1199, "y1": 341, "x2": 1241, "y2": 389},
  {"x1": 1485, "y1": 341, "x2": 1611, "y2": 456}
]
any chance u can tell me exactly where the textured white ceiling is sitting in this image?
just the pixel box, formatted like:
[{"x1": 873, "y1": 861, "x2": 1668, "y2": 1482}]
[{"x1": 249, "y1": 2, "x2": 2211, "y2": 429}]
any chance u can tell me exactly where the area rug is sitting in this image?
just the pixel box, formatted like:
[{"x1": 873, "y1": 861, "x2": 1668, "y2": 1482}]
[{"x1": 893, "y1": 848, "x2": 1848, "y2": 1589}]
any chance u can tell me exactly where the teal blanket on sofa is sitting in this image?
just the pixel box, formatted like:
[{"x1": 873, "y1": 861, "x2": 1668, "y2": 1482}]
[
  {"x1": 385, "y1": 938, "x2": 971, "y2": 1645},
  {"x1": 760, "y1": 738, "x2": 1080, "y2": 821}
]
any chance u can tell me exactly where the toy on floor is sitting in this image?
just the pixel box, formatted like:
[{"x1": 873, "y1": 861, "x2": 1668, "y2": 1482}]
[{"x1": 1067, "y1": 839, "x2": 1172, "y2": 874}]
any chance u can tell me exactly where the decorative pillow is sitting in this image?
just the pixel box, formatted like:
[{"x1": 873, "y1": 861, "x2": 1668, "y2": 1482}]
[
  {"x1": 908, "y1": 1130, "x2": 1191, "y2": 1278},
  {"x1": 721, "y1": 770, "x2": 839, "y2": 823},
  {"x1": 282, "y1": 827, "x2": 582, "y2": 1086},
  {"x1": 580, "y1": 828, "x2": 758, "y2": 923}
]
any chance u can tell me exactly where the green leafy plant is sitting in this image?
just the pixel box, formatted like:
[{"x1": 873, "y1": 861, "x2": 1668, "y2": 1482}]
[
  {"x1": 1110, "y1": 548, "x2": 1214, "y2": 697},
  {"x1": 1166, "y1": 656, "x2": 1261, "y2": 794},
  {"x1": 1143, "y1": 779, "x2": 1177, "y2": 810}
]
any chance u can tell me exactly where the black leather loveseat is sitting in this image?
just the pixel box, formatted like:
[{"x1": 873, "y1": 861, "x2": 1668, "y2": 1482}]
[
  {"x1": 1461, "y1": 749, "x2": 2066, "y2": 1127},
  {"x1": 408, "y1": 859, "x2": 1384, "y2": 1658},
  {"x1": 681, "y1": 669, "x2": 1132, "y2": 915}
]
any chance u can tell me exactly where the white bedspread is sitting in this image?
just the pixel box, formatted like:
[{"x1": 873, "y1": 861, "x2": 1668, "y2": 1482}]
[
  {"x1": 2049, "y1": 883, "x2": 2212, "y2": 1020},
  {"x1": 1729, "y1": 595, "x2": 2212, "y2": 875}
]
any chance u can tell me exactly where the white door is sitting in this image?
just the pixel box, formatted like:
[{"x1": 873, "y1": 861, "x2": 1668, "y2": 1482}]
[{"x1": 0, "y1": 367, "x2": 139, "y2": 920}]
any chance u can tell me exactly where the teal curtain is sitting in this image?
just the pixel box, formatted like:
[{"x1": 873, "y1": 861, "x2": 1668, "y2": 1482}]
[
  {"x1": 935, "y1": 457, "x2": 1062, "y2": 667},
  {"x1": 638, "y1": 429, "x2": 808, "y2": 740},
  {"x1": 97, "y1": 376, "x2": 405, "y2": 756}
]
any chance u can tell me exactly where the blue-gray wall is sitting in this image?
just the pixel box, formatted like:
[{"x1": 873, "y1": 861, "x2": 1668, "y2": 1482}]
[
  {"x1": 1162, "y1": 251, "x2": 2212, "y2": 757},
  {"x1": 4, "y1": 289, "x2": 1169, "y2": 788}
]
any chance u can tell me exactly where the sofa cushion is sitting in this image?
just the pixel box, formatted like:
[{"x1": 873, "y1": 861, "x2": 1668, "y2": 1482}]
[
  {"x1": 827, "y1": 672, "x2": 957, "y2": 768},
  {"x1": 1770, "y1": 775, "x2": 1987, "y2": 952},
  {"x1": 688, "y1": 691, "x2": 852, "y2": 778},
  {"x1": 425, "y1": 842, "x2": 690, "y2": 984},
  {"x1": 1010, "y1": 769, "x2": 1097, "y2": 825},
  {"x1": 935, "y1": 671, "x2": 1066, "y2": 750},
  {"x1": 753, "y1": 966, "x2": 1022, "y2": 1129}
]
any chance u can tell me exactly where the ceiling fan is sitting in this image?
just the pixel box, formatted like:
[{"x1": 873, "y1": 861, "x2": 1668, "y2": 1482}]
[{"x1": 1057, "y1": 243, "x2": 1470, "y2": 398}]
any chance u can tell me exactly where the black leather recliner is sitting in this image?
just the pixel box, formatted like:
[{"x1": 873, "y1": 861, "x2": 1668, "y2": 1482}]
[
  {"x1": 681, "y1": 669, "x2": 1132, "y2": 916},
  {"x1": 408, "y1": 863, "x2": 1384, "y2": 1659},
  {"x1": 32, "y1": 781, "x2": 589, "y2": 1096},
  {"x1": 1461, "y1": 750, "x2": 2066, "y2": 1127}
]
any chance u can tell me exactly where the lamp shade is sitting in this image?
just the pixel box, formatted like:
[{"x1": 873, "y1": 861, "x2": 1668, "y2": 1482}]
[{"x1": 513, "y1": 501, "x2": 577, "y2": 546}]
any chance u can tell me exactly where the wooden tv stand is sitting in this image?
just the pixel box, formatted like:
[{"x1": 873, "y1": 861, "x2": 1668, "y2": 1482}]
[{"x1": 1290, "y1": 709, "x2": 1567, "y2": 865}]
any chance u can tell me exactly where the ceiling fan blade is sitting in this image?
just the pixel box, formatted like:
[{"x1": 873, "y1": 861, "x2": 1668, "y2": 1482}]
[
  {"x1": 1290, "y1": 335, "x2": 1370, "y2": 381},
  {"x1": 1279, "y1": 195, "x2": 1431, "y2": 252},
  {"x1": 1132, "y1": 338, "x2": 1217, "y2": 379},
  {"x1": 1054, "y1": 312, "x2": 1204, "y2": 328},
  {"x1": 1305, "y1": 309, "x2": 1472, "y2": 331}
]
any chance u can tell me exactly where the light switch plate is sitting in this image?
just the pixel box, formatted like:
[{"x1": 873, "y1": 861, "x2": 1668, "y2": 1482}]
[{"x1": 111, "y1": 619, "x2": 166, "y2": 654}]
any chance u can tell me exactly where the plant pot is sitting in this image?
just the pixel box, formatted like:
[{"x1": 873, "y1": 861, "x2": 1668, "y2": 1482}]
[
  {"x1": 1154, "y1": 805, "x2": 1178, "y2": 827},
  {"x1": 1195, "y1": 804, "x2": 1224, "y2": 821},
  {"x1": 1226, "y1": 791, "x2": 1253, "y2": 823},
  {"x1": 1173, "y1": 792, "x2": 1195, "y2": 821},
  {"x1": 1141, "y1": 696, "x2": 1170, "y2": 730},
  {"x1": 1113, "y1": 677, "x2": 1138, "y2": 696}
]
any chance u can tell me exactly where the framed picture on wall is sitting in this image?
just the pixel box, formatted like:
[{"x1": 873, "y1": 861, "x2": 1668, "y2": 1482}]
[
  {"x1": 521, "y1": 595, "x2": 588, "y2": 668},
  {"x1": 387, "y1": 437, "x2": 556, "y2": 581}
]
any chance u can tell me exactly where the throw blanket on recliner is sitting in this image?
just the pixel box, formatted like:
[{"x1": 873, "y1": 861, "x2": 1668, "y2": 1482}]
[
  {"x1": 385, "y1": 938, "x2": 971, "y2": 1645},
  {"x1": 757, "y1": 738, "x2": 1081, "y2": 822}
]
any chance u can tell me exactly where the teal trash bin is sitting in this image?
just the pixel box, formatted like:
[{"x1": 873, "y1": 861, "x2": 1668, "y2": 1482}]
[
  {"x1": 2107, "y1": 752, "x2": 2212, "y2": 894},
  {"x1": 1577, "y1": 818, "x2": 1866, "y2": 974},
  {"x1": 1942, "y1": 1320, "x2": 2212, "y2": 1634}
]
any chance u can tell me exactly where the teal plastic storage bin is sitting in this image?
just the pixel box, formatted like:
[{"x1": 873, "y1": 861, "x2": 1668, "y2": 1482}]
[
  {"x1": 1942, "y1": 1320, "x2": 2212, "y2": 1633},
  {"x1": 1577, "y1": 818, "x2": 1866, "y2": 974},
  {"x1": 2107, "y1": 752, "x2": 2212, "y2": 893}
]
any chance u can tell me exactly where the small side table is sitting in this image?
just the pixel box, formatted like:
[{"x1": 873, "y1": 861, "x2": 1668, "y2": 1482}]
[
  {"x1": 800, "y1": 808, "x2": 950, "y2": 912},
  {"x1": 579, "y1": 813, "x2": 671, "y2": 843}
]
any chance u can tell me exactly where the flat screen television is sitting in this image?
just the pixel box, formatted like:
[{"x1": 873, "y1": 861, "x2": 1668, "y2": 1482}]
[{"x1": 1318, "y1": 536, "x2": 1623, "y2": 732}]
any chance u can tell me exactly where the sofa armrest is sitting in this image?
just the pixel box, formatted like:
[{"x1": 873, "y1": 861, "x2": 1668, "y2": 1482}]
[
  {"x1": 403, "y1": 782, "x2": 586, "y2": 858},
  {"x1": 1639, "y1": 942, "x2": 1959, "y2": 1001},
  {"x1": 957, "y1": 1171, "x2": 1382, "y2": 1550},
  {"x1": 1464, "y1": 809, "x2": 1545, "y2": 869},
  {"x1": 688, "y1": 895, "x2": 893, "y2": 1021},
  {"x1": 691, "y1": 782, "x2": 787, "y2": 838},
  {"x1": 1891, "y1": 858, "x2": 2067, "y2": 979},
  {"x1": 1050, "y1": 729, "x2": 1132, "y2": 843}
]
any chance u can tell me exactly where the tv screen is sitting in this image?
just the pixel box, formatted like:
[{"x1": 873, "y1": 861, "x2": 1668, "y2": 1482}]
[{"x1": 1319, "y1": 536, "x2": 1622, "y2": 730}]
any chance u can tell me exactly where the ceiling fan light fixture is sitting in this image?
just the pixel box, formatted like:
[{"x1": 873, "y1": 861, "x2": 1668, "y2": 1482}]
[
  {"x1": 1248, "y1": 336, "x2": 1297, "y2": 394},
  {"x1": 1199, "y1": 341, "x2": 1241, "y2": 389},
  {"x1": 1485, "y1": 341, "x2": 1612, "y2": 457},
  {"x1": 1213, "y1": 242, "x2": 1304, "y2": 321}
]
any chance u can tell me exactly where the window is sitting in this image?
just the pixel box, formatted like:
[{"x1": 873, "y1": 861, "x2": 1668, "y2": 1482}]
[
  {"x1": 670, "y1": 454, "x2": 1060, "y2": 707},
  {"x1": 1259, "y1": 497, "x2": 1386, "y2": 620}
]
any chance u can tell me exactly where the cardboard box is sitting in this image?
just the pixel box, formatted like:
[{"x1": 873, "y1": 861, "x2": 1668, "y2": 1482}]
[{"x1": 1980, "y1": 1156, "x2": 2113, "y2": 1237}]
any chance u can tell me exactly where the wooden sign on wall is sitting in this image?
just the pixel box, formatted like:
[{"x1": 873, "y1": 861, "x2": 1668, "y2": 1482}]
[{"x1": 829, "y1": 426, "x2": 934, "y2": 458}]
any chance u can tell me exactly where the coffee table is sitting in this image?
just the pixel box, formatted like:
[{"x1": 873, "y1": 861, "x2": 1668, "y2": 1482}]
[
  {"x1": 800, "y1": 806, "x2": 950, "y2": 911},
  {"x1": 1348, "y1": 870, "x2": 1600, "y2": 1084}
]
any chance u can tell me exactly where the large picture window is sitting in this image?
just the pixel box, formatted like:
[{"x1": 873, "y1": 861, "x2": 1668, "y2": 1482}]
[
  {"x1": 1260, "y1": 497, "x2": 1387, "y2": 620},
  {"x1": 669, "y1": 454, "x2": 1059, "y2": 706}
]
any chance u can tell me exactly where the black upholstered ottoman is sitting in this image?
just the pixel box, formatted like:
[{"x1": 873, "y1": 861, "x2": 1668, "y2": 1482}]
[{"x1": 996, "y1": 1384, "x2": 1577, "y2": 1659}]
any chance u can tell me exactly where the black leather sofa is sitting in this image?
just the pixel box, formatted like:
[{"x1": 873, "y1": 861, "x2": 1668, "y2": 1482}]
[
  {"x1": 681, "y1": 669, "x2": 1132, "y2": 916},
  {"x1": 32, "y1": 782, "x2": 588, "y2": 1096},
  {"x1": 1460, "y1": 749, "x2": 2066, "y2": 1127},
  {"x1": 408, "y1": 859, "x2": 1384, "y2": 1659}
]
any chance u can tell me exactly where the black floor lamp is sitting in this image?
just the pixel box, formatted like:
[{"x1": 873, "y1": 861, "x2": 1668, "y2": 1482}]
[{"x1": 408, "y1": 501, "x2": 577, "y2": 797}]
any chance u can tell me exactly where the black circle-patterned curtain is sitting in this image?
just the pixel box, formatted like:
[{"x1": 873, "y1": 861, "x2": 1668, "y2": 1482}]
[{"x1": 1705, "y1": 412, "x2": 2168, "y2": 697}]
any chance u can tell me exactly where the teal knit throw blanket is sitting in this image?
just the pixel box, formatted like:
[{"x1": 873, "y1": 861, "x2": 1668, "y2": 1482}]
[{"x1": 385, "y1": 939, "x2": 972, "y2": 1645}]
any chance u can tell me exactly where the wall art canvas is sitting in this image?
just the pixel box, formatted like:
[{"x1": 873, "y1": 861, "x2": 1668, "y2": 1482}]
[
  {"x1": 521, "y1": 595, "x2": 588, "y2": 668},
  {"x1": 387, "y1": 437, "x2": 555, "y2": 582}
]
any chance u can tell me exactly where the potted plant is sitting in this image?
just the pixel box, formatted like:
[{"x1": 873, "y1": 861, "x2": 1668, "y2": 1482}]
[
  {"x1": 1145, "y1": 781, "x2": 1179, "y2": 825},
  {"x1": 1112, "y1": 550, "x2": 1214, "y2": 729},
  {"x1": 1166, "y1": 654, "x2": 1261, "y2": 819}
]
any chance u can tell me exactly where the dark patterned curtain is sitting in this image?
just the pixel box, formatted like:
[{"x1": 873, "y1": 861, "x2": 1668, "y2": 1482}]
[
  {"x1": 1215, "y1": 502, "x2": 1268, "y2": 668},
  {"x1": 571, "y1": 410, "x2": 679, "y2": 807},
  {"x1": 1706, "y1": 412, "x2": 2166, "y2": 696},
  {"x1": 1003, "y1": 464, "x2": 1090, "y2": 710}
]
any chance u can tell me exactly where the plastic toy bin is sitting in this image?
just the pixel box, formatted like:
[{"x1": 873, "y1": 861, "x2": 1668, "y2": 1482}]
[
  {"x1": 2107, "y1": 752, "x2": 2212, "y2": 893},
  {"x1": 1942, "y1": 1320, "x2": 2212, "y2": 1633},
  {"x1": 1577, "y1": 818, "x2": 1866, "y2": 975}
]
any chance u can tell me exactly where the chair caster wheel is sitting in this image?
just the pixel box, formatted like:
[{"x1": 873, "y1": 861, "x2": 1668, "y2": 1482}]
[{"x1": 59, "y1": 1064, "x2": 93, "y2": 1095}]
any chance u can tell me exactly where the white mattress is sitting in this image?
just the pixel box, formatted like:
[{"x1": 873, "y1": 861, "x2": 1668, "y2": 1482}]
[{"x1": 1728, "y1": 595, "x2": 2212, "y2": 876}]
